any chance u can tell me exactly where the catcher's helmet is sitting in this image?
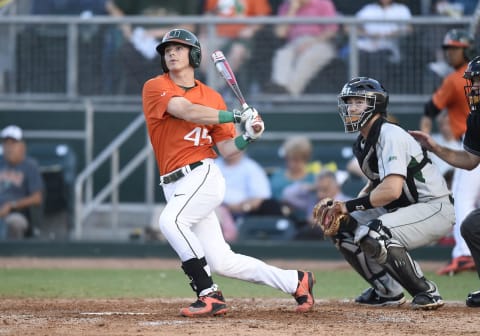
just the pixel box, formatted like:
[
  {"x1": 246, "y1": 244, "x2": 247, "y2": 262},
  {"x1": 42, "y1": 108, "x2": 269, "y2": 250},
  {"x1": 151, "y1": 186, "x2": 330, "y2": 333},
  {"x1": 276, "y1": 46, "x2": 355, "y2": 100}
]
[
  {"x1": 463, "y1": 55, "x2": 480, "y2": 112},
  {"x1": 156, "y1": 28, "x2": 201, "y2": 73},
  {"x1": 442, "y1": 28, "x2": 476, "y2": 61},
  {"x1": 337, "y1": 77, "x2": 389, "y2": 133}
]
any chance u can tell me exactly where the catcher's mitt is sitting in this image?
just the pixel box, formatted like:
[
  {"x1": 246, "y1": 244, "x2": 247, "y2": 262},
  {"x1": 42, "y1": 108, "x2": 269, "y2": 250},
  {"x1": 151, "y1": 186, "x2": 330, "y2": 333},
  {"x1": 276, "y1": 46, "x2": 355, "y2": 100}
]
[{"x1": 312, "y1": 198, "x2": 348, "y2": 237}]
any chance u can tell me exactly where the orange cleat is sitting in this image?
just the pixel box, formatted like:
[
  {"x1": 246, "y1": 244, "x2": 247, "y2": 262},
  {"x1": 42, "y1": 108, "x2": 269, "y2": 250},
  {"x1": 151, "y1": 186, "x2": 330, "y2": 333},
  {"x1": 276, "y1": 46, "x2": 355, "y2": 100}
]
[
  {"x1": 180, "y1": 291, "x2": 228, "y2": 317},
  {"x1": 437, "y1": 256, "x2": 476, "y2": 276},
  {"x1": 293, "y1": 271, "x2": 316, "y2": 312}
]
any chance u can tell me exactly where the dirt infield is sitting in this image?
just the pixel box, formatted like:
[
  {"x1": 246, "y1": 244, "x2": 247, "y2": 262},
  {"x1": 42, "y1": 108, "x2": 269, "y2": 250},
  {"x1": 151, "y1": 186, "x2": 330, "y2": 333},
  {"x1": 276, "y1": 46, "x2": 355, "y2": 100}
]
[
  {"x1": 0, "y1": 298, "x2": 477, "y2": 336},
  {"x1": 0, "y1": 258, "x2": 478, "y2": 336}
]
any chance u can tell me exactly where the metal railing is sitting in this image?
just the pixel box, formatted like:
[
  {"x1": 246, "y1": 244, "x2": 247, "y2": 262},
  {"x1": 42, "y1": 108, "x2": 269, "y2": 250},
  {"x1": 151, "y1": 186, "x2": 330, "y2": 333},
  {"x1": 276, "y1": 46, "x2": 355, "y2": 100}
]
[{"x1": 73, "y1": 113, "x2": 155, "y2": 240}]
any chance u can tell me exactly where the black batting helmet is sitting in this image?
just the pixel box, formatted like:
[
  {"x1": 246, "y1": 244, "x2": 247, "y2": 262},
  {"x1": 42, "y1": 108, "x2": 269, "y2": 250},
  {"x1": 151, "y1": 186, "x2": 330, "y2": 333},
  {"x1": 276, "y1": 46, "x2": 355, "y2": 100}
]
[
  {"x1": 337, "y1": 77, "x2": 389, "y2": 133},
  {"x1": 156, "y1": 28, "x2": 201, "y2": 73},
  {"x1": 442, "y1": 28, "x2": 476, "y2": 61},
  {"x1": 463, "y1": 55, "x2": 480, "y2": 112}
]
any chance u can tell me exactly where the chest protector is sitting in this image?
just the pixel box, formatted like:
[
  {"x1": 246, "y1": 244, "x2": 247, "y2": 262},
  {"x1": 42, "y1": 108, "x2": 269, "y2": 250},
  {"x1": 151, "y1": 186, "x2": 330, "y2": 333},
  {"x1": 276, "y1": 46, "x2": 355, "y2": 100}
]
[{"x1": 353, "y1": 118, "x2": 432, "y2": 210}]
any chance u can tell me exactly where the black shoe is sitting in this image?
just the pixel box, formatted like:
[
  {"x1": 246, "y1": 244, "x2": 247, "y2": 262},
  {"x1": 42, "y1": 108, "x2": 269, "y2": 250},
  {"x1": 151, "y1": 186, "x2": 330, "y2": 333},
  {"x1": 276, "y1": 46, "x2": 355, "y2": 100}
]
[
  {"x1": 355, "y1": 288, "x2": 406, "y2": 306},
  {"x1": 411, "y1": 292, "x2": 444, "y2": 310},
  {"x1": 466, "y1": 290, "x2": 480, "y2": 307}
]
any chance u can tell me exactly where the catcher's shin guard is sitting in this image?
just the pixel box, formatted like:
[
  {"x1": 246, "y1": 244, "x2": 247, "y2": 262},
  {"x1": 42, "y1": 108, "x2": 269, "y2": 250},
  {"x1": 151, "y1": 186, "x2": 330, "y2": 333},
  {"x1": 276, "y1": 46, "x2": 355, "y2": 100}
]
[
  {"x1": 357, "y1": 221, "x2": 431, "y2": 296},
  {"x1": 336, "y1": 233, "x2": 402, "y2": 297},
  {"x1": 182, "y1": 257, "x2": 214, "y2": 296}
]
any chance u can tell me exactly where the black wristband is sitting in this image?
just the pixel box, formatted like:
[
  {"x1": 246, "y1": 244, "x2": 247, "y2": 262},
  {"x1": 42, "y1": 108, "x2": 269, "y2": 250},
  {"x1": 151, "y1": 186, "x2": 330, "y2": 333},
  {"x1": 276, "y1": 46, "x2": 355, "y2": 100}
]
[{"x1": 345, "y1": 195, "x2": 373, "y2": 213}]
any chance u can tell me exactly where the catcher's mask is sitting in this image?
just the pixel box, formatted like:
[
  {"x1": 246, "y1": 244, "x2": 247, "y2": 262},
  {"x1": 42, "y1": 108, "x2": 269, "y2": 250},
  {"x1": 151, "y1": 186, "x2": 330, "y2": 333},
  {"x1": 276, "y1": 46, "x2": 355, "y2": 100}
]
[
  {"x1": 337, "y1": 77, "x2": 389, "y2": 133},
  {"x1": 442, "y1": 28, "x2": 476, "y2": 61},
  {"x1": 464, "y1": 55, "x2": 480, "y2": 112},
  {"x1": 156, "y1": 28, "x2": 202, "y2": 73}
]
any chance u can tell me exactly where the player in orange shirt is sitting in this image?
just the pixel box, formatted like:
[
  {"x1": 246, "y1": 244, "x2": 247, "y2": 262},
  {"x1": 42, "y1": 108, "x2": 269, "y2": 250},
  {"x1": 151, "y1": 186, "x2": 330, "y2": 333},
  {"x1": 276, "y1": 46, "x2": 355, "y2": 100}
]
[
  {"x1": 199, "y1": 0, "x2": 271, "y2": 81},
  {"x1": 421, "y1": 29, "x2": 473, "y2": 139},
  {"x1": 421, "y1": 28, "x2": 479, "y2": 276},
  {"x1": 142, "y1": 28, "x2": 315, "y2": 317}
]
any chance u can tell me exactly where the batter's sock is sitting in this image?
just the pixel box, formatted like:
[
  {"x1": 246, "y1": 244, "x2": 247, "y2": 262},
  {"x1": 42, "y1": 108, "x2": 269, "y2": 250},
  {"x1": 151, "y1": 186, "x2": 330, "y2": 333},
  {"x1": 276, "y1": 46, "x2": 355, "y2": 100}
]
[{"x1": 182, "y1": 257, "x2": 214, "y2": 296}]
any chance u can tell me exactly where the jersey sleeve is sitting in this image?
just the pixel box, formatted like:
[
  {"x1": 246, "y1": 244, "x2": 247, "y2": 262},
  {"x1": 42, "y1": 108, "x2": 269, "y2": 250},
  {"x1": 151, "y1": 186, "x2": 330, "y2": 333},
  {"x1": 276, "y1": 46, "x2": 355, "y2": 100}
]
[
  {"x1": 142, "y1": 78, "x2": 174, "y2": 121},
  {"x1": 377, "y1": 126, "x2": 409, "y2": 179},
  {"x1": 432, "y1": 74, "x2": 456, "y2": 110}
]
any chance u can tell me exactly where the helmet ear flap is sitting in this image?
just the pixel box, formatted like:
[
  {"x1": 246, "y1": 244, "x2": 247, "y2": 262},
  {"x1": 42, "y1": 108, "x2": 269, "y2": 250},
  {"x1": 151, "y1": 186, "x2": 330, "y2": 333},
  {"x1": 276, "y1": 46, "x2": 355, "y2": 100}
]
[{"x1": 189, "y1": 48, "x2": 201, "y2": 68}]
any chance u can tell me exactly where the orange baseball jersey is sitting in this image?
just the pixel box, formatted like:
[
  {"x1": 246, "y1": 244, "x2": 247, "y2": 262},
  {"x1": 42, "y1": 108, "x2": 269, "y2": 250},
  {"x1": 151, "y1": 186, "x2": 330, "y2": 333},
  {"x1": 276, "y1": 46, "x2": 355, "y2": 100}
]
[
  {"x1": 432, "y1": 63, "x2": 469, "y2": 139},
  {"x1": 205, "y1": 0, "x2": 271, "y2": 38},
  {"x1": 142, "y1": 73, "x2": 235, "y2": 175}
]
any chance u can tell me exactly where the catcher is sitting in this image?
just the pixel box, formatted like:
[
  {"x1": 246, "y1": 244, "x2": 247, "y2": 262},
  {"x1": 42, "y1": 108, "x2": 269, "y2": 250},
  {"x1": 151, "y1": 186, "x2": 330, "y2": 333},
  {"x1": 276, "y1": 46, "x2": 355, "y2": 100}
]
[{"x1": 313, "y1": 77, "x2": 455, "y2": 310}]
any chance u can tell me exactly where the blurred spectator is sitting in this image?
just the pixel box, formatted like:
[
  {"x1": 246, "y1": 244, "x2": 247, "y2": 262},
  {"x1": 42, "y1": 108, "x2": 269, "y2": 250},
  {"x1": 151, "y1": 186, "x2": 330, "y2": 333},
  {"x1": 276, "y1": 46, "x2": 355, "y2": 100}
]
[
  {"x1": 0, "y1": 125, "x2": 44, "y2": 240},
  {"x1": 215, "y1": 148, "x2": 287, "y2": 242},
  {"x1": 283, "y1": 170, "x2": 351, "y2": 235},
  {"x1": 434, "y1": 0, "x2": 477, "y2": 16},
  {"x1": 199, "y1": 0, "x2": 271, "y2": 89},
  {"x1": 269, "y1": 136, "x2": 316, "y2": 221},
  {"x1": 106, "y1": 0, "x2": 201, "y2": 94},
  {"x1": 264, "y1": 0, "x2": 338, "y2": 96},
  {"x1": 351, "y1": 0, "x2": 413, "y2": 87}
]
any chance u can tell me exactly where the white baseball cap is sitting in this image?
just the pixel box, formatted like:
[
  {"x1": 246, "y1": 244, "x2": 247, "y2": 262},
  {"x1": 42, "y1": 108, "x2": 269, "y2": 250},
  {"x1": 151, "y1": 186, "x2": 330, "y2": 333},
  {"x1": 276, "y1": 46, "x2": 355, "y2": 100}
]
[{"x1": 1, "y1": 125, "x2": 23, "y2": 141}]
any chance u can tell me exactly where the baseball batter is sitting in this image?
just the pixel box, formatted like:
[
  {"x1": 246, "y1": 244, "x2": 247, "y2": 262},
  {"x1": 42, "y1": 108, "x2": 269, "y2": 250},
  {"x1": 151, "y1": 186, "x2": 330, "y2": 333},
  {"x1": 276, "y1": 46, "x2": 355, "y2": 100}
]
[
  {"x1": 322, "y1": 77, "x2": 455, "y2": 310},
  {"x1": 142, "y1": 28, "x2": 315, "y2": 317},
  {"x1": 411, "y1": 55, "x2": 480, "y2": 308}
]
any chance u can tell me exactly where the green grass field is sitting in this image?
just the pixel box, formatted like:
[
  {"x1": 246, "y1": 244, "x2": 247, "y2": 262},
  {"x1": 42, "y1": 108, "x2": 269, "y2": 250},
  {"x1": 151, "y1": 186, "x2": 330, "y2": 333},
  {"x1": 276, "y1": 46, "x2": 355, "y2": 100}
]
[{"x1": 0, "y1": 268, "x2": 477, "y2": 301}]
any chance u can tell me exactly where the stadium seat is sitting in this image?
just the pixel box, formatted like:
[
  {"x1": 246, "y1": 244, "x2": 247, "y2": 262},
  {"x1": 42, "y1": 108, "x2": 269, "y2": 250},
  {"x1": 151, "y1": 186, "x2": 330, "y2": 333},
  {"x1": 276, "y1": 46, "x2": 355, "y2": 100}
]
[{"x1": 27, "y1": 143, "x2": 77, "y2": 214}]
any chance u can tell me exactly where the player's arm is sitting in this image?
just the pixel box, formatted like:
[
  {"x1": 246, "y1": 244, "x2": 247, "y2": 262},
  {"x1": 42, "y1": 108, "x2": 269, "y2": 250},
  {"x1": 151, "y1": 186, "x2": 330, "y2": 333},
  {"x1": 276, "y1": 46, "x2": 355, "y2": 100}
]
[
  {"x1": 366, "y1": 175, "x2": 404, "y2": 207},
  {"x1": 216, "y1": 113, "x2": 266, "y2": 157},
  {"x1": 410, "y1": 130, "x2": 480, "y2": 170},
  {"x1": 433, "y1": 147, "x2": 480, "y2": 170},
  {"x1": 216, "y1": 138, "x2": 244, "y2": 157},
  {"x1": 167, "y1": 96, "x2": 252, "y2": 125},
  {"x1": 337, "y1": 174, "x2": 404, "y2": 214}
]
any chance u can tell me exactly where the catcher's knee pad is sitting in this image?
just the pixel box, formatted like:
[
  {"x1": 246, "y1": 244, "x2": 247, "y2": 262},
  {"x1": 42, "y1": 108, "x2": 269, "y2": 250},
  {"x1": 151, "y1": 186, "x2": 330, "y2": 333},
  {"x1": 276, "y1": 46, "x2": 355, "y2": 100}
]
[
  {"x1": 382, "y1": 241, "x2": 431, "y2": 296},
  {"x1": 356, "y1": 219, "x2": 392, "y2": 264}
]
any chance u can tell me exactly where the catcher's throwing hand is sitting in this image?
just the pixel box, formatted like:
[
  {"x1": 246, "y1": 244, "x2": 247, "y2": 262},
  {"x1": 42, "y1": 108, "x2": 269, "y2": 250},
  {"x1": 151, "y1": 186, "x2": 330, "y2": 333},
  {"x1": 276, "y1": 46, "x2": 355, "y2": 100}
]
[{"x1": 312, "y1": 198, "x2": 349, "y2": 237}]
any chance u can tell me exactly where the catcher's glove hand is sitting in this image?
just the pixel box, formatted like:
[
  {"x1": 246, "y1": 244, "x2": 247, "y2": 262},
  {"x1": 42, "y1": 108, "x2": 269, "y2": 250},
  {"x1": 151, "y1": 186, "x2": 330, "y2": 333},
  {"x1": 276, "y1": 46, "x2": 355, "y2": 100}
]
[{"x1": 312, "y1": 198, "x2": 349, "y2": 237}]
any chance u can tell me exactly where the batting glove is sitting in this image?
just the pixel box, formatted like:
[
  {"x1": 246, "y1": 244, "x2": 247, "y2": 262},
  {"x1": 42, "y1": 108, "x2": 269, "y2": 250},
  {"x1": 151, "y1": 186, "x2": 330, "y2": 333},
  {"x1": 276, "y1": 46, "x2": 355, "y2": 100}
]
[
  {"x1": 244, "y1": 112, "x2": 265, "y2": 141},
  {"x1": 232, "y1": 106, "x2": 257, "y2": 123}
]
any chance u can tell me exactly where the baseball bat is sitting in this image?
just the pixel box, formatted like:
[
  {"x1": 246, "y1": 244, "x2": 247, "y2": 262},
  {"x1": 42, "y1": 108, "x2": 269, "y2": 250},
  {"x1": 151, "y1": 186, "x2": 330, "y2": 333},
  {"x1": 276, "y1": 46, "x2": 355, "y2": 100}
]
[{"x1": 211, "y1": 50, "x2": 249, "y2": 109}]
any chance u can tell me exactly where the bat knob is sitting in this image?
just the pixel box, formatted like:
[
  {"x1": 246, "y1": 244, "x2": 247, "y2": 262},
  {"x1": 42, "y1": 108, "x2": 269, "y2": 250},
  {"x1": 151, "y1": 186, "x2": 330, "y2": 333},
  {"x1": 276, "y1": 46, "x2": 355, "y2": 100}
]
[{"x1": 253, "y1": 124, "x2": 262, "y2": 132}]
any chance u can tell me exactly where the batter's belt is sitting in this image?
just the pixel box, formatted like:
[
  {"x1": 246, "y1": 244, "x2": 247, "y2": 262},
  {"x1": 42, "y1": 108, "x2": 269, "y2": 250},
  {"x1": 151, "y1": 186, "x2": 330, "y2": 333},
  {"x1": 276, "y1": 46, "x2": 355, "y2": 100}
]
[{"x1": 160, "y1": 161, "x2": 203, "y2": 185}]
